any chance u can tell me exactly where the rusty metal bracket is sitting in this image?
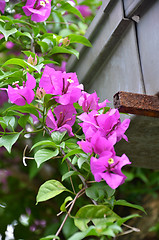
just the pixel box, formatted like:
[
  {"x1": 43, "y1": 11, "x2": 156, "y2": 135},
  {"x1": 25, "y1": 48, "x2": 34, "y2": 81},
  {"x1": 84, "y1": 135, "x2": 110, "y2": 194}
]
[{"x1": 113, "y1": 91, "x2": 159, "y2": 117}]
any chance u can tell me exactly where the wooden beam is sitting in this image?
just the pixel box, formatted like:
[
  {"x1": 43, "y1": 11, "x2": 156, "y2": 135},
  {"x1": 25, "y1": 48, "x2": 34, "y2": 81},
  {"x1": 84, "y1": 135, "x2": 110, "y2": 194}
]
[{"x1": 113, "y1": 91, "x2": 159, "y2": 117}]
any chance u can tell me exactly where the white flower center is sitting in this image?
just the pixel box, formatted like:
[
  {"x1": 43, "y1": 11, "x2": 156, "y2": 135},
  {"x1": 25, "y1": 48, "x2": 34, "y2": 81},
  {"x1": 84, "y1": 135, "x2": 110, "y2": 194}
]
[
  {"x1": 67, "y1": 79, "x2": 74, "y2": 84},
  {"x1": 108, "y1": 158, "x2": 114, "y2": 165}
]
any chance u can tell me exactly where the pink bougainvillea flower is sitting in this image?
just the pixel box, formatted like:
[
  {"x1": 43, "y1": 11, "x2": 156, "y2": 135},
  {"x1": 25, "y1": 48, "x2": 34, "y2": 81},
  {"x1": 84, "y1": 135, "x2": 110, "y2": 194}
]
[
  {"x1": 22, "y1": 0, "x2": 52, "y2": 22},
  {"x1": 14, "y1": 13, "x2": 23, "y2": 19},
  {"x1": 51, "y1": 61, "x2": 67, "y2": 72},
  {"x1": 0, "y1": 34, "x2": 4, "y2": 40},
  {"x1": 39, "y1": 66, "x2": 83, "y2": 105},
  {"x1": 68, "y1": 0, "x2": 92, "y2": 18},
  {"x1": 77, "y1": 131, "x2": 114, "y2": 155},
  {"x1": 7, "y1": 73, "x2": 36, "y2": 106},
  {"x1": 78, "y1": 110, "x2": 100, "y2": 139},
  {"x1": 46, "y1": 104, "x2": 77, "y2": 136},
  {"x1": 6, "y1": 41, "x2": 15, "y2": 49},
  {"x1": 78, "y1": 109, "x2": 130, "y2": 144},
  {"x1": 90, "y1": 152, "x2": 131, "y2": 189},
  {"x1": 76, "y1": 5, "x2": 92, "y2": 18},
  {"x1": 78, "y1": 91, "x2": 109, "y2": 112},
  {"x1": 0, "y1": 0, "x2": 6, "y2": 14},
  {"x1": 96, "y1": 109, "x2": 130, "y2": 142}
]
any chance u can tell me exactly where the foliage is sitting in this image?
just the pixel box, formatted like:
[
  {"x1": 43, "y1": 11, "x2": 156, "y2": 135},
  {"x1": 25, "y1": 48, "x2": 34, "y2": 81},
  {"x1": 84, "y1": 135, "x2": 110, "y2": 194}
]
[{"x1": 0, "y1": 1, "x2": 147, "y2": 240}]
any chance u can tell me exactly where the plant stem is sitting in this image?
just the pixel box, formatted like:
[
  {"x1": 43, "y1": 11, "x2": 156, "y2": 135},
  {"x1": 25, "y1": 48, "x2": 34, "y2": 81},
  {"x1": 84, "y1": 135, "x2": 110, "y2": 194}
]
[{"x1": 53, "y1": 188, "x2": 85, "y2": 240}]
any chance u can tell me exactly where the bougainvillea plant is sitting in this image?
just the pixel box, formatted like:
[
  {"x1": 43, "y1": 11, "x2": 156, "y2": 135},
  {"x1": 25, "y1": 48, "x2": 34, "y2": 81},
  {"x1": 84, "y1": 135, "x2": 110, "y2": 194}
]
[{"x1": 0, "y1": 0, "x2": 145, "y2": 239}]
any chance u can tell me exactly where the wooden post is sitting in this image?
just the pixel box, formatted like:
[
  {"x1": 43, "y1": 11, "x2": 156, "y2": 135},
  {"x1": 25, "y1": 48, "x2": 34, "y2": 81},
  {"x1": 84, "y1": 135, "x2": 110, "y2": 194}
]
[{"x1": 113, "y1": 91, "x2": 159, "y2": 118}]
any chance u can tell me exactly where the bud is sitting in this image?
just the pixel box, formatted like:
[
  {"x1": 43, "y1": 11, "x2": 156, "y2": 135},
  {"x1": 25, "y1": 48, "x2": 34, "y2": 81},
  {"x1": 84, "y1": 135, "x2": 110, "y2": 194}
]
[
  {"x1": 36, "y1": 87, "x2": 46, "y2": 99},
  {"x1": 62, "y1": 37, "x2": 70, "y2": 47},
  {"x1": 27, "y1": 55, "x2": 37, "y2": 66}
]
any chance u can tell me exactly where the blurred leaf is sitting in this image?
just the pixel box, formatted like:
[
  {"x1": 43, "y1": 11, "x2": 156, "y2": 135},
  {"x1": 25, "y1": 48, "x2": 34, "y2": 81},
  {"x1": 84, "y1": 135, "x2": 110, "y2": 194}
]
[
  {"x1": 86, "y1": 182, "x2": 115, "y2": 202},
  {"x1": 65, "y1": 141, "x2": 79, "y2": 149},
  {"x1": 40, "y1": 235, "x2": 60, "y2": 240},
  {"x1": 0, "y1": 24, "x2": 17, "y2": 41},
  {"x1": 0, "y1": 70, "x2": 23, "y2": 81},
  {"x1": 60, "y1": 196, "x2": 73, "y2": 212},
  {"x1": 42, "y1": 60, "x2": 59, "y2": 65},
  {"x1": 2, "y1": 58, "x2": 42, "y2": 73},
  {"x1": 50, "y1": 46, "x2": 79, "y2": 59},
  {"x1": 62, "y1": 149, "x2": 84, "y2": 162},
  {"x1": 18, "y1": 115, "x2": 32, "y2": 128},
  {"x1": 115, "y1": 200, "x2": 146, "y2": 214},
  {"x1": 78, "y1": 156, "x2": 88, "y2": 169},
  {"x1": 74, "y1": 205, "x2": 120, "y2": 231},
  {"x1": 36, "y1": 180, "x2": 70, "y2": 203},
  {"x1": 0, "y1": 131, "x2": 22, "y2": 153},
  {"x1": 15, "y1": 31, "x2": 32, "y2": 40},
  {"x1": 60, "y1": 2, "x2": 84, "y2": 21},
  {"x1": 68, "y1": 226, "x2": 99, "y2": 240},
  {"x1": 62, "y1": 171, "x2": 79, "y2": 181},
  {"x1": 37, "y1": 41, "x2": 49, "y2": 53},
  {"x1": 34, "y1": 148, "x2": 59, "y2": 168},
  {"x1": 67, "y1": 34, "x2": 92, "y2": 47},
  {"x1": 51, "y1": 131, "x2": 67, "y2": 145},
  {"x1": 31, "y1": 140, "x2": 58, "y2": 151},
  {"x1": 3, "y1": 104, "x2": 40, "y2": 118},
  {"x1": 117, "y1": 214, "x2": 141, "y2": 226}
]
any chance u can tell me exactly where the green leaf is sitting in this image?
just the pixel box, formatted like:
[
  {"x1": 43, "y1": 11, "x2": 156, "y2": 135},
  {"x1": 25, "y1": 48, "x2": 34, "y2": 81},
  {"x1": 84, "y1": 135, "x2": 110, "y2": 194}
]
[
  {"x1": 31, "y1": 140, "x2": 58, "y2": 151},
  {"x1": 0, "y1": 70, "x2": 23, "y2": 81},
  {"x1": 3, "y1": 104, "x2": 40, "y2": 118},
  {"x1": 50, "y1": 46, "x2": 79, "y2": 59},
  {"x1": 85, "y1": 182, "x2": 115, "y2": 202},
  {"x1": 117, "y1": 214, "x2": 141, "y2": 226},
  {"x1": 67, "y1": 34, "x2": 92, "y2": 47},
  {"x1": 0, "y1": 116, "x2": 15, "y2": 130},
  {"x1": 51, "y1": 131, "x2": 67, "y2": 145},
  {"x1": 60, "y1": 2, "x2": 84, "y2": 21},
  {"x1": 0, "y1": 132, "x2": 22, "y2": 153},
  {"x1": 37, "y1": 41, "x2": 49, "y2": 53},
  {"x1": 40, "y1": 235, "x2": 60, "y2": 240},
  {"x1": 0, "y1": 118, "x2": 7, "y2": 130},
  {"x1": 0, "y1": 25, "x2": 17, "y2": 41},
  {"x1": 74, "y1": 205, "x2": 120, "y2": 231},
  {"x1": 115, "y1": 200, "x2": 146, "y2": 214},
  {"x1": 2, "y1": 58, "x2": 42, "y2": 73},
  {"x1": 42, "y1": 60, "x2": 59, "y2": 65},
  {"x1": 18, "y1": 115, "x2": 30, "y2": 128},
  {"x1": 62, "y1": 171, "x2": 79, "y2": 181},
  {"x1": 78, "y1": 156, "x2": 88, "y2": 169},
  {"x1": 68, "y1": 226, "x2": 98, "y2": 240},
  {"x1": 36, "y1": 180, "x2": 70, "y2": 203},
  {"x1": 62, "y1": 149, "x2": 84, "y2": 163},
  {"x1": 34, "y1": 148, "x2": 59, "y2": 168},
  {"x1": 15, "y1": 31, "x2": 32, "y2": 40},
  {"x1": 60, "y1": 196, "x2": 73, "y2": 212}
]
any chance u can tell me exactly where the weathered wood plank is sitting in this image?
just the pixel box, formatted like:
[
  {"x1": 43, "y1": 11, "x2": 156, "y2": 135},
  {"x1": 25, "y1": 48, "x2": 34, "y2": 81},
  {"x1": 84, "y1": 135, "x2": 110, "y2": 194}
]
[{"x1": 114, "y1": 91, "x2": 159, "y2": 117}]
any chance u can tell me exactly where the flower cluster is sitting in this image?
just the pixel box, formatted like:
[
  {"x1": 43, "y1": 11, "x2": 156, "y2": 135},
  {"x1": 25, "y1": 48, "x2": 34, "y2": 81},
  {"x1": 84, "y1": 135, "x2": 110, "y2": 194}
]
[
  {"x1": 22, "y1": 0, "x2": 52, "y2": 22},
  {"x1": 6, "y1": 64, "x2": 131, "y2": 189},
  {"x1": 77, "y1": 97, "x2": 131, "y2": 189}
]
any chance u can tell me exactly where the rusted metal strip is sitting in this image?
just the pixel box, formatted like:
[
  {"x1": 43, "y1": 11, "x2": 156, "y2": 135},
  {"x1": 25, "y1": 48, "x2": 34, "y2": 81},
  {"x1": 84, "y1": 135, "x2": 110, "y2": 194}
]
[{"x1": 113, "y1": 91, "x2": 159, "y2": 117}]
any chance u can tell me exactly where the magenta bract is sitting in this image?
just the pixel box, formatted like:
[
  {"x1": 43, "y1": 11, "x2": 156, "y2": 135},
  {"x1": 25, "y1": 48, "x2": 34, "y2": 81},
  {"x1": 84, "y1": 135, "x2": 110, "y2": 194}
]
[
  {"x1": 78, "y1": 109, "x2": 130, "y2": 144},
  {"x1": 90, "y1": 152, "x2": 131, "y2": 189},
  {"x1": 0, "y1": 0, "x2": 6, "y2": 14},
  {"x1": 76, "y1": 5, "x2": 92, "y2": 18},
  {"x1": 78, "y1": 91, "x2": 109, "y2": 112},
  {"x1": 77, "y1": 131, "x2": 114, "y2": 155},
  {"x1": 39, "y1": 66, "x2": 83, "y2": 105},
  {"x1": 7, "y1": 73, "x2": 36, "y2": 106},
  {"x1": 46, "y1": 104, "x2": 77, "y2": 136},
  {"x1": 22, "y1": 0, "x2": 51, "y2": 22}
]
